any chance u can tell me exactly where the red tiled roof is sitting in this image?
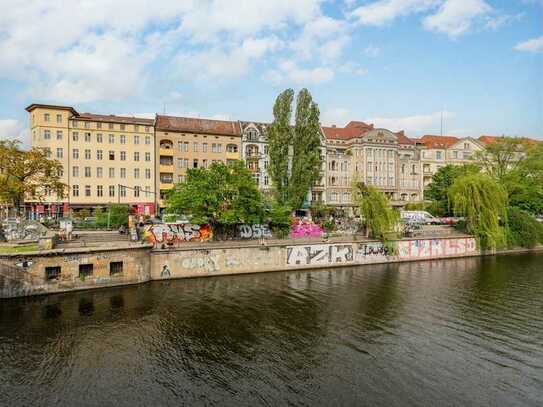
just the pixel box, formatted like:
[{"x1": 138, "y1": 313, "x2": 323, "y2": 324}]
[
  {"x1": 479, "y1": 135, "x2": 541, "y2": 146},
  {"x1": 345, "y1": 121, "x2": 374, "y2": 131},
  {"x1": 395, "y1": 130, "x2": 414, "y2": 145},
  {"x1": 77, "y1": 113, "x2": 154, "y2": 126},
  {"x1": 321, "y1": 125, "x2": 369, "y2": 140},
  {"x1": 419, "y1": 135, "x2": 459, "y2": 149},
  {"x1": 156, "y1": 115, "x2": 241, "y2": 136}
]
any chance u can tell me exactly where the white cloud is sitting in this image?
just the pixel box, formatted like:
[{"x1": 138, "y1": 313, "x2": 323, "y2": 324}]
[
  {"x1": 423, "y1": 0, "x2": 492, "y2": 38},
  {"x1": 0, "y1": 119, "x2": 29, "y2": 145},
  {"x1": 366, "y1": 111, "x2": 456, "y2": 134},
  {"x1": 350, "y1": 0, "x2": 440, "y2": 26},
  {"x1": 364, "y1": 45, "x2": 381, "y2": 57},
  {"x1": 514, "y1": 36, "x2": 543, "y2": 53},
  {"x1": 266, "y1": 60, "x2": 335, "y2": 85},
  {"x1": 291, "y1": 16, "x2": 350, "y2": 61},
  {"x1": 321, "y1": 108, "x2": 351, "y2": 126}
]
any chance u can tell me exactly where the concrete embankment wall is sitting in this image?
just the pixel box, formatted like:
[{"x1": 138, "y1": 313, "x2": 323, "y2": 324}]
[{"x1": 0, "y1": 237, "x2": 483, "y2": 299}]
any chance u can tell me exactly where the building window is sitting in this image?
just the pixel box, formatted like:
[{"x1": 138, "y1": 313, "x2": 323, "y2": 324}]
[
  {"x1": 109, "y1": 134, "x2": 115, "y2": 143},
  {"x1": 56, "y1": 130, "x2": 63, "y2": 140},
  {"x1": 178, "y1": 175, "x2": 186, "y2": 183},
  {"x1": 85, "y1": 132, "x2": 91, "y2": 142},
  {"x1": 227, "y1": 144, "x2": 238, "y2": 153},
  {"x1": 72, "y1": 185, "x2": 79, "y2": 197},
  {"x1": 109, "y1": 185, "x2": 115, "y2": 197},
  {"x1": 145, "y1": 126, "x2": 150, "y2": 132},
  {"x1": 145, "y1": 168, "x2": 151, "y2": 179},
  {"x1": 203, "y1": 143, "x2": 208, "y2": 152},
  {"x1": 97, "y1": 133, "x2": 103, "y2": 143},
  {"x1": 97, "y1": 185, "x2": 103, "y2": 197},
  {"x1": 120, "y1": 168, "x2": 126, "y2": 178},
  {"x1": 120, "y1": 135, "x2": 126, "y2": 144},
  {"x1": 145, "y1": 152, "x2": 151, "y2": 162},
  {"x1": 110, "y1": 262, "x2": 123, "y2": 276},
  {"x1": 56, "y1": 114, "x2": 62, "y2": 124},
  {"x1": 44, "y1": 113, "x2": 50, "y2": 122},
  {"x1": 264, "y1": 176, "x2": 269, "y2": 186},
  {"x1": 120, "y1": 124, "x2": 125, "y2": 131},
  {"x1": 72, "y1": 132, "x2": 79, "y2": 141},
  {"x1": 120, "y1": 185, "x2": 126, "y2": 197},
  {"x1": 57, "y1": 167, "x2": 64, "y2": 177},
  {"x1": 134, "y1": 168, "x2": 140, "y2": 179},
  {"x1": 43, "y1": 130, "x2": 51, "y2": 140},
  {"x1": 97, "y1": 167, "x2": 103, "y2": 178},
  {"x1": 79, "y1": 264, "x2": 93, "y2": 279},
  {"x1": 145, "y1": 136, "x2": 151, "y2": 145},
  {"x1": 193, "y1": 159, "x2": 198, "y2": 168},
  {"x1": 109, "y1": 151, "x2": 115, "y2": 160},
  {"x1": 193, "y1": 142, "x2": 199, "y2": 152},
  {"x1": 72, "y1": 120, "x2": 78, "y2": 128},
  {"x1": 436, "y1": 151, "x2": 443, "y2": 160},
  {"x1": 134, "y1": 135, "x2": 140, "y2": 145},
  {"x1": 109, "y1": 167, "x2": 115, "y2": 178},
  {"x1": 134, "y1": 186, "x2": 140, "y2": 197},
  {"x1": 84, "y1": 122, "x2": 90, "y2": 129},
  {"x1": 134, "y1": 125, "x2": 139, "y2": 132},
  {"x1": 97, "y1": 122, "x2": 102, "y2": 129},
  {"x1": 72, "y1": 166, "x2": 79, "y2": 177},
  {"x1": 73, "y1": 149, "x2": 79, "y2": 159},
  {"x1": 85, "y1": 185, "x2": 91, "y2": 196},
  {"x1": 97, "y1": 150, "x2": 103, "y2": 160},
  {"x1": 45, "y1": 266, "x2": 61, "y2": 281},
  {"x1": 108, "y1": 123, "x2": 114, "y2": 130},
  {"x1": 84, "y1": 167, "x2": 91, "y2": 177},
  {"x1": 56, "y1": 148, "x2": 63, "y2": 159},
  {"x1": 120, "y1": 151, "x2": 126, "y2": 161},
  {"x1": 85, "y1": 149, "x2": 91, "y2": 160},
  {"x1": 134, "y1": 152, "x2": 139, "y2": 161}
]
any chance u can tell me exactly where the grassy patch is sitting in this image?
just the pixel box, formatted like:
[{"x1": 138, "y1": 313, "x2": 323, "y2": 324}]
[{"x1": 0, "y1": 244, "x2": 40, "y2": 254}]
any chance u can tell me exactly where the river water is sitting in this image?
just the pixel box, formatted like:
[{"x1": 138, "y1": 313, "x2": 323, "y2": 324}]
[{"x1": 1, "y1": 253, "x2": 542, "y2": 406}]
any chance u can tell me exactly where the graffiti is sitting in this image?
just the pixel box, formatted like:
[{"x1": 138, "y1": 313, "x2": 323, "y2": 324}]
[
  {"x1": 290, "y1": 219, "x2": 324, "y2": 239},
  {"x1": 181, "y1": 255, "x2": 219, "y2": 272},
  {"x1": 63, "y1": 254, "x2": 81, "y2": 262},
  {"x1": 15, "y1": 259, "x2": 33, "y2": 268},
  {"x1": 144, "y1": 224, "x2": 213, "y2": 246},
  {"x1": 2, "y1": 220, "x2": 47, "y2": 242},
  {"x1": 238, "y1": 224, "x2": 272, "y2": 239},
  {"x1": 335, "y1": 219, "x2": 361, "y2": 235},
  {"x1": 160, "y1": 265, "x2": 171, "y2": 278},
  {"x1": 225, "y1": 256, "x2": 240, "y2": 267},
  {"x1": 397, "y1": 238, "x2": 477, "y2": 259},
  {"x1": 287, "y1": 244, "x2": 353, "y2": 266},
  {"x1": 355, "y1": 242, "x2": 391, "y2": 263}
]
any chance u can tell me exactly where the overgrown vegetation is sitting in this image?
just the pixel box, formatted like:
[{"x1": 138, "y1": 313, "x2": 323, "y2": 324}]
[
  {"x1": 448, "y1": 173, "x2": 508, "y2": 250},
  {"x1": 506, "y1": 207, "x2": 543, "y2": 249},
  {"x1": 354, "y1": 183, "x2": 399, "y2": 242}
]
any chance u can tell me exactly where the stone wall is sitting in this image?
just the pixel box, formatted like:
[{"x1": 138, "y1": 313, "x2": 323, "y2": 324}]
[
  {"x1": 0, "y1": 246, "x2": 150, "y2": 298},
  {"x1": 0, "y1": 237, "x2": 479, "y2": 298}
]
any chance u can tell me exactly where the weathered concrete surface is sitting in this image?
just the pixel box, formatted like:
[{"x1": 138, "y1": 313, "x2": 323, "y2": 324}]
[{"x1": 2, "y1": 236, "x2": 541, "y2": 299}]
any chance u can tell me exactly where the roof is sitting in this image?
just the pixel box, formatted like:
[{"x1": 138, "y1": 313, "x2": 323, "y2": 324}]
[
  {"x1": 321, "y1": 125, "x2": 367, "y2": 140},
  {"x1": 479, "y1": 135, "x2": 541, "y2": 147},
  {"x1": 419, "y1": 135, "x2": 459, "y2": 149},
  {"x1": 25, "y1": 104, "x2": 78, "y2": 115},
  {"x1": 156, "y1": 115, "x2": 241, "y2": 136},
  {"x1": 395, "y1": 130, "x2": 414, "y2": 145},
  {"x1": 77, "y1": 112, "x2": 154, "y2": 126}
]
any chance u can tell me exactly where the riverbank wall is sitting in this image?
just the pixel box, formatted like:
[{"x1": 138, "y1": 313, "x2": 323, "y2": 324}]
[{"x1": 1, "y1": 236, "x2": 540, "y2": 299}]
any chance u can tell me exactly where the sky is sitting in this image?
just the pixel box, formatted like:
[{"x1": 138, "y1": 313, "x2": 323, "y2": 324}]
[{"x1": 0, "y1": 0, "x2": 541, "y2": 145}]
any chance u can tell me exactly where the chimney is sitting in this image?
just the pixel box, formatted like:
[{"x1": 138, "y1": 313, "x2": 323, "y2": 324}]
[{"x1": 332, "y1": 124, "x2": 337, "y2": 128}]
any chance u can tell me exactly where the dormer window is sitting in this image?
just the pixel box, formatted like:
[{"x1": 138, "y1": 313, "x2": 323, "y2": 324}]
[{"x1": 246, "y1": 128, "x2": 259, "y2": 141}]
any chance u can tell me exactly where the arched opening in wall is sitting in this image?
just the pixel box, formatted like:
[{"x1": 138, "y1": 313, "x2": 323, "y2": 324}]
[
  {"x1": 246, "y1": 128, "x2": 259, "y2": 141},
  {"x1": 160, "y1": 139, "x2": 173, "y2": 149},
  {"x1": 246, "y1": 144, "x2": 259, "y2": 158},
  {"x1": 411, "y1": 193, "x2": 418, "y2": 201},
  {"x1": 401, "y1": 193, "x2": 408, "y2": 201}
]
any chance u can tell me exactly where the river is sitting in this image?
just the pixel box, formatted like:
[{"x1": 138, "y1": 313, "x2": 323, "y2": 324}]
[{"x1": 1, "y1": 253, "x2": 542, "y2": 406}]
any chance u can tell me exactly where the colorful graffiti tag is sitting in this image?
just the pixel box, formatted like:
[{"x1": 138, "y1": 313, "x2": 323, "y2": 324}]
[
  {"x1": 144, "y1": 224, "x2": 213, "y2": 246},
  {"x1": 286, "y1": 244, "x2": 354, "y2": 265},
  {"x1": 397, "y1": 237, "x2": 477, "y2": 259},
  {"x1": 290, "y1": 219, "x2": 324, "y2": 239}
]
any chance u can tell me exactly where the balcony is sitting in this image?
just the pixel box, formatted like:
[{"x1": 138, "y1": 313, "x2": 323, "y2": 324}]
[{"x1": 160, "y1": 173, "x2": 173, "y2": 185}]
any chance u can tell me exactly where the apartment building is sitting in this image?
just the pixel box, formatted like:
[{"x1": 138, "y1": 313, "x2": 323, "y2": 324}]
[
  {"x1": 322, "y1": 121, "x2": 423, "y2": 214},
  {"x1": 26, "y1": 104, "x2": 156, "y2": 218},
  {"x1": 155, "y1": 115, "x2": 242, "y2": 210},
  {"x1": 416, "y1": 135, "x2": 484, "y2": 187}
]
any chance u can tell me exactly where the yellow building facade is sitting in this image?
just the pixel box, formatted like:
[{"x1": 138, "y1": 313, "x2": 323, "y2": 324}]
[
  {"x1": 155, "y1": 115, "x2": 242, "y2": 209},
  {"x1": 26, "y1": 104, "x2": 156, "y2": 217}
]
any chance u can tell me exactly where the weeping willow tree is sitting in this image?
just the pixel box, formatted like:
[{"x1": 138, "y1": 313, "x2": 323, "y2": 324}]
[
  {"x1": 448, "y1": 173, "x2": 508, "y2": 250},
  {"x1": 354, "y1": 183, "x2": 399, "y2": 242}
]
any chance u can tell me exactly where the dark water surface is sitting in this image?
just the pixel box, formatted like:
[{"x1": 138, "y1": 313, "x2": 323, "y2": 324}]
[{"x1": 1, "y1": 253, "x2": 542, "y2": 407}]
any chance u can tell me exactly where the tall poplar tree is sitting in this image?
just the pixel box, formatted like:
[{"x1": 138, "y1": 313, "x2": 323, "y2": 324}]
[
  {"x1": 268, "y1": 88, "x2": 322, "y2": 209},
  {"x1": 267, "y1": 89, "x2": 293, "y2": 204}
]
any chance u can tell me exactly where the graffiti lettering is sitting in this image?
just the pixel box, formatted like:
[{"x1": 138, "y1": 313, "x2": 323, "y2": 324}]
[
  {"x1": 238, "y1": 224, "x2": 272, "y2": 239},
  {"x1": 181, "y1": 255, "x2": 219, "y2": 272},
  {"x1": 287, "y1": 244, "x2": 354, "y2": 266},
  {"x1": 144, "y1": 224, "x2": 213, "y2": 247},
  {"x1": 290, "y1": 220, "x2": 324, "y2": 239}
]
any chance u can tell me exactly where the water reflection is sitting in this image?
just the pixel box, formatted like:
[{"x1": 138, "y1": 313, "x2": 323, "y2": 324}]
[{"x1": 1, "y1": 254, "x2": 542, "y2": 406}]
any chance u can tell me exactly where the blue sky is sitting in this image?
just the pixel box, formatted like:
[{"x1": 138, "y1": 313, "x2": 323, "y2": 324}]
[{"x1": 0, "y1": 0, "x2": 541, "y2": 143}]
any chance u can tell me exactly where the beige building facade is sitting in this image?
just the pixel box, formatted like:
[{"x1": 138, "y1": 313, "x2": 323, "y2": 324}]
[
  {"x1": 26, "y1": 104, "x2": 156, "y2": 217},
  {"x1": 155, "y1": 115, "x2": 242, "y2": 209}
]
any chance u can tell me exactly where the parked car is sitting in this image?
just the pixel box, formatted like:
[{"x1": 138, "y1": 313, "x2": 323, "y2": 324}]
[{"x1": 400, "y1": 211, "x2": 439, "y2": 225}]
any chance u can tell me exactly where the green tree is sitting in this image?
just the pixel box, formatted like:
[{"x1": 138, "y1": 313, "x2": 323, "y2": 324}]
[
  {"x1": 0, "y1": 140, "x2": 66, "y2": 215},
  {"x1": 354, "y1": 183, "x2": 399, "y2": 241},
  {"x1": 107, "y1": 204, "x2": 129, "y2": 228},
  {"x1": 507, "y1": 143, "x2": 543, "y2": 215},
  {"x1": 473, "y1": 136, "x2": 524, "y2": 181},
  {"x1": 506, "y1": 207, "x2": 543, "y2": 248},
  {"x1": 166, "y1": 161, "x2": 265, "y2": 229},
  {"x1": 448, "y1": 173, "x2": 508, "y2": 250},
  {"x1": 289, "y1": 89, "x2": 323, "y2": 209},
  {"x1": 268, "y1": 88, "x2": 323, "y2": 209},
  {"x1": 268, "y1": 89, "x2": 294, "y2": 205},
  {"x1": 425, "y1": 164, "x2": 480, "y2": 216}
]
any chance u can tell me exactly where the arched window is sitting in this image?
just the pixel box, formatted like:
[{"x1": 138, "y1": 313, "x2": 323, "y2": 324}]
[
  {"x1": 245, "y1": 144, "x2": 259, "y2": 157},
  {"x1": 160, "y1": 139, "x2": 173, "y2": 149},
  {"x1": 226, "y1": 144, "x2": 238, "y2": 153},
  {"x1": 246, "y1": 128, "x2": 259, "y2": 141}
]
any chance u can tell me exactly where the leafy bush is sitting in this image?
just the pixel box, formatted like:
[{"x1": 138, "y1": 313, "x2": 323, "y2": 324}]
[
  {"x1": 507, "y1": 207, "x2": 543, "y2": 248},
  {"x1": 95, "y1": 204, "x2": 129, "y2": 228}
]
